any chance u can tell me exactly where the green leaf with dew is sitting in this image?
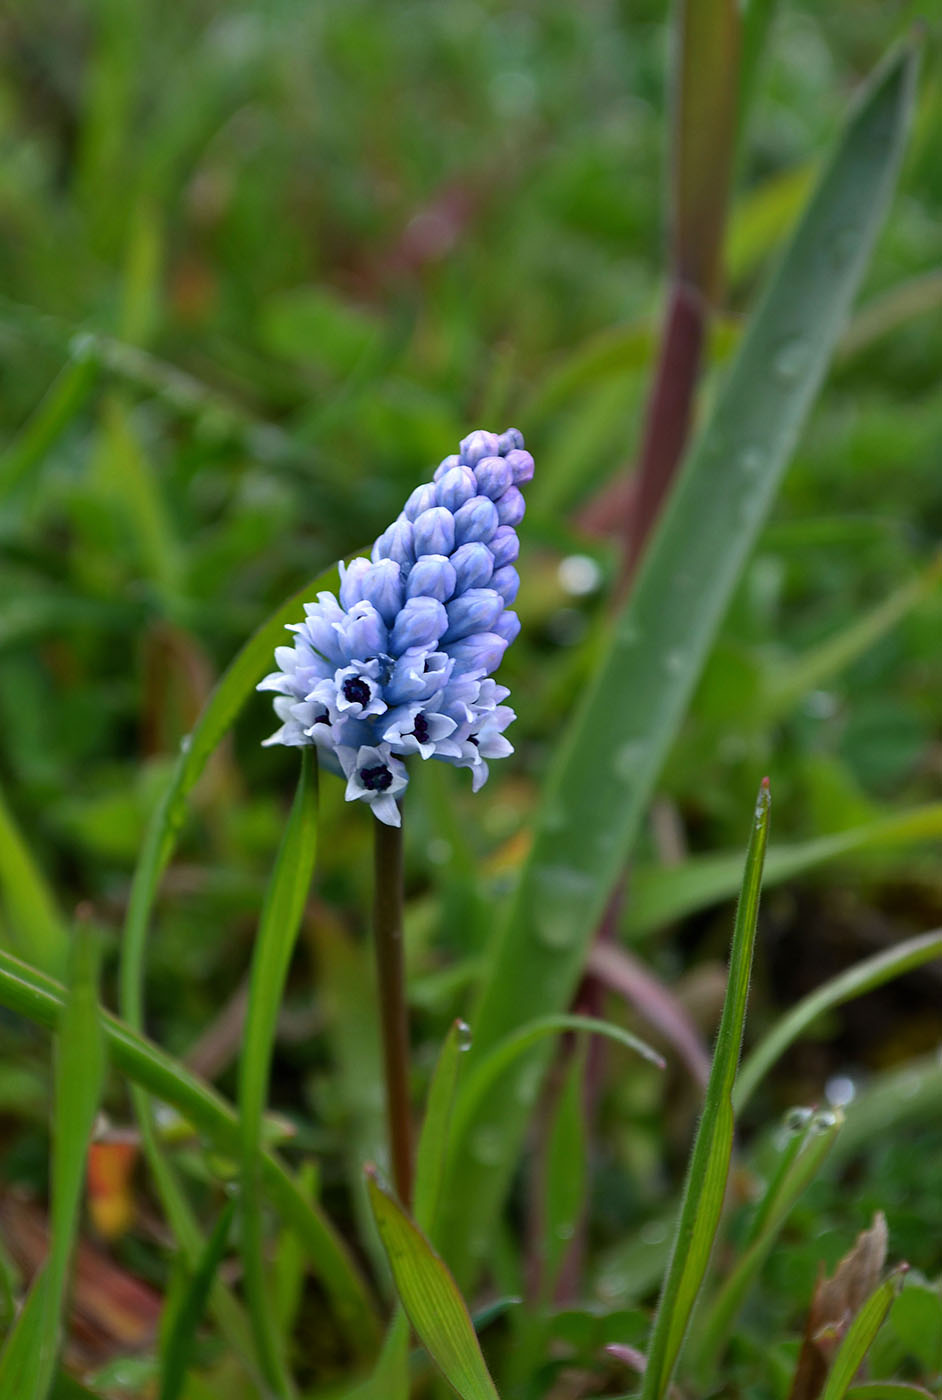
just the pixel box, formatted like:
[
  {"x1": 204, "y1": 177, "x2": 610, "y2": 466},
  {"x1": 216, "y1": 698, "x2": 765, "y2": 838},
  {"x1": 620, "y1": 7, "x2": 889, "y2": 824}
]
[{"x1": 442, "y1": 39, "x2": 918, "y2": 1286}]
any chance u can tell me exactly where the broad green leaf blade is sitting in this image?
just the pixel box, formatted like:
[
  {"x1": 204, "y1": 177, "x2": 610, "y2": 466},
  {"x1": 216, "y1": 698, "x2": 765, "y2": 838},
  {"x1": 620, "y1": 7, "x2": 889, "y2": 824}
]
[
  {"x1": 414, "y1": 1020, "x2": 470, "y2": 1238},
  {"x1": 673, "y1": 0, "x2": 740, "y2": 297},
  {"x1": 691, "y1": 1106, "x2": 843, "y2": 1378},
  {"x1": 159, "y1": 1201, "x2": 236, "y2": 1400},
  {"x1": 0, "y1": 947, "x2": 379, "y2": 1348},
  {"x1": 734, "y1": 928, "x2": 942, "y2": 1112},
  {"x1": 639, "y1": 779, "x2": 770, "y2": 1400},
  {"x1": 0, "y1": 780, "x2": 69, "y2": 978},
  {"x1": 628, "y1": 804, "x2": 942, "y2": 938},
  {"x1": 442, "y1": 41, "x2": 918, "y2": 1284},
  {"x1": 0, "y1": 922, "x2": 106, "y2": 1399},
  {"x1": 238, "y1": 750, "x2": 318, "y2": 1396},
  {"x1": 365, "y1": 1171, "x2": 500, "y2": 1400},
  {"x1": 820, "y1": 1273, "x2": 903, "y2": 1400}
]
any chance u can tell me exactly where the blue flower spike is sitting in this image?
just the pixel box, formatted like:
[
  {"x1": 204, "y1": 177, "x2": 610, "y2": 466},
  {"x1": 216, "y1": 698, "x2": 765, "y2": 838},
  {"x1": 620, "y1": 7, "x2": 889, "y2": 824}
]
[{"x1": 259, "y1": 428, "x2": 532, "y2": 825}]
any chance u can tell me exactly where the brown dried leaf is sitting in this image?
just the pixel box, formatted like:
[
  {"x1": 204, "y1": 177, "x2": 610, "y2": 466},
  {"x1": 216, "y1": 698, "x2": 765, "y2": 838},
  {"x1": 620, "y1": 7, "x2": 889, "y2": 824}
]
[{"x1": 788, "y1": 1212, "x2": 888, "y2": 1400}]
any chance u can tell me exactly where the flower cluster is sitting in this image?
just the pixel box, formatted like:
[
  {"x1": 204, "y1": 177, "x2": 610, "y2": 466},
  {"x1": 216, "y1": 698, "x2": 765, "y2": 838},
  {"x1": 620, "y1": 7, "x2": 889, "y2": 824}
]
[{"x1": 259, "y1": 429, "x2": 533, "y2": 825}]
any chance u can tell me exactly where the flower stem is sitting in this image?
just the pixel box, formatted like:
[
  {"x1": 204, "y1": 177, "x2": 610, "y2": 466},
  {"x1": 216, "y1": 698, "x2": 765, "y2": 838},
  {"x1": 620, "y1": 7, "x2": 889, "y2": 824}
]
[{"x1": 372, "y1": 813, "x2": 413, "y2": 1207}]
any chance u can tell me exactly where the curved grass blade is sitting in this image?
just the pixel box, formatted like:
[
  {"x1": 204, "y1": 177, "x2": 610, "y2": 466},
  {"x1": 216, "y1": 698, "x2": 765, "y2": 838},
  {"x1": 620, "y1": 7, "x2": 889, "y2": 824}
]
[
  {"x1": 159, "y1": 1201, "x2": 236, "y2": 1400},
  {"x1": 628, "y1": 804, "x2": 942, "y2": 938},
  {"x1": 0, "y1": 358, "x2": 98, "y2": 502},
  {"x1": 543, "y1": 1044, "x2": 588, "y2": 1300},
  {"x1": 639, "y1": 779, "x2": 770, "y2": 1400},
  {"x1": 238, "y1": 750, "x2": 318, "y2": 1396},
  {"x1": 734, "y1": 927, "x2": 942, "y2": 1113},
  {"x1": 0, "y1": 780, "x2": 69, "y2": 978},
  {"x1": 0, "y1": 947, "x2": 379, "y2": 1348},
  {"x1": 819, "y1": 1271, "x2": 905, "y2": 1400},
  {"x1": 414, "y1": 1019, "x2": 470, "y2": 1238},
  {"x1": 691, "y1": 1106, "x2": 843, "y2": 1379},
  {"x1": 0, "y1": 920, "x2": 105, "y2": 1399},
  {"x1": 450, "y1": 1013, "x2": 663, "y2": 1177},
  {"x1": 366, "y1": 1169, "x2": 501, "y2": 1400},
  {"x1": 442, "y1": 40, "x2": 918, "y2": 1284}
]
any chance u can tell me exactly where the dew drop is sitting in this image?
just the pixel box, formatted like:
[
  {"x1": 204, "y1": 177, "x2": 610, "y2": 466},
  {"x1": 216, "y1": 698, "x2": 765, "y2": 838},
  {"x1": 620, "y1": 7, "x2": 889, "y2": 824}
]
[
  {"x1": 782, "y1": 1105, "x2": 813, "y2": 1135},
  {"x1": 640, "y1": 1221, "x2": 668, "y2": 1246},
  {"x1": 811, "y1": 1108, "x2": 839, "y2": 1132},
  {"x1": 531, "y1": 865, "x2": 594, "y2": 949},
  {"x1": 663, "y1": 649, "x2": 684, "y2": 675},
  {"x1": 827, "y1": 226, "x2": 858, "y2": 267},
  {"x1": 773, "y1": 337, "x2": 808, "y2": 380},
  {"x1": 471, "y1": 1127, "x2": 503, "y2": 1166},
  {"x1": 613, "y1": 740, "x2": 644, "y2": 781},
  {"x1": 555, "y1": 1223, "x2": 576, "y2": 1241},
  {"x1": 456, "y1": 1019, "x2": 473, "y2": 1052},
  {"x1": 179, "y1": 733, "x2": 193, "y2": 755},
  {"x1": 737, "y1": 445, "x2": 764, "y2": 474}
]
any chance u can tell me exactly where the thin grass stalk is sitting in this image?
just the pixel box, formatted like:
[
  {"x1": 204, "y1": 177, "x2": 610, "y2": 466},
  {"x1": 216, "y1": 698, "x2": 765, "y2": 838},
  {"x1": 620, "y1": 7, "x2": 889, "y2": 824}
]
[{"x1": 373, "y1": 814, "x2": 414, "y2": 1207}]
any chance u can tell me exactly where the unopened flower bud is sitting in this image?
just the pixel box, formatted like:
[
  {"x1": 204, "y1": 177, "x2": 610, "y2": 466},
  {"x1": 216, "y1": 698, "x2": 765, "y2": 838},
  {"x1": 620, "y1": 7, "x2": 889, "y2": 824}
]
[
  {"x1": 459, "y1": 429, "x2": 500, "y2": 467},
  {"x1": 489, "y1": 526, "x2": 519, "y2": 569},
  {"x1": 474, "y1": 455, "x2": 513, "y2": 501},
  {"x1": 496, "y1": 486, "x2": 525, "y2": 527},
  {"x1": 453, "y1": 494, "x2": 499, "y2": 546},
  {"x1": 444, "y1": 588, "x2": 504, "y2": 642},
  {"x1": 491, "y1": 565, "x2": 519, "y2": 605},
  {"x1": 390, "y1": 596, "x2": 448, "y2": 654},
  {"x1": 450, "y1": 541, "x2": 494, "y2": 592},
  {"x1": 413, "y1": 506, "x2": 456, "y2": 557},
  {"x1": 435, "y1": 466, "x2": 477, "y2": 512},
  {"x1": 406, "y1": 554, "x2": 457, "y2": 603}
]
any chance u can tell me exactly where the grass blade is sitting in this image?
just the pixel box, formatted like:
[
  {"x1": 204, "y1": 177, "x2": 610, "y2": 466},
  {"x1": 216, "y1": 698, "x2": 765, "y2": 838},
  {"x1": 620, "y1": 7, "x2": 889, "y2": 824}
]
[
  {"x1": 159, "y1": 1201, "x2": 236, "y2": 1400},
  {"x1": 365, "y1": 1169, "x2": 501, "y2": 1400},
  {"x1": 238, "y1": 749, "x2": 319, "y2": 1395},
  {"x1": 0, "y1": 358, "x2": 98, "y2": 502},
  {"x1": 0, "y1": 780, "x2": 69, "y2": 978},
  {"x1": 691, "y1": 1106, "x2": 843, "y2": 1378},
  {"x1": 734, "y1": 927, "x2": 942, "y2": 1113},
  {"x1": 0, "y1": 918, "x2": 106, "y2": 1399},
  {"x1": 543, "y1": 1044, "x2": 588, "y2": 1300},
  {"x1": 819, "y1": 1272, "x2": 904, "y2": 1400},
  {"x1": 639, "y1": 779, "x2": 770, "y2": 1400},
  {"x1": 442, "y1": 39, "x2": 918, "y2": 1283},
  {"x1": 845, "y1": 1387, "x2": 933, "y2": 1400},
  {"x1": 0, "y1": 946, "x2": 379, "y2": 1348},
  {"x1": 414, "y1": 1019, "x2": 470, "y2": 1238},
  {"x1": 628, "y1": 804, "x2": 942, "y2": 938}
]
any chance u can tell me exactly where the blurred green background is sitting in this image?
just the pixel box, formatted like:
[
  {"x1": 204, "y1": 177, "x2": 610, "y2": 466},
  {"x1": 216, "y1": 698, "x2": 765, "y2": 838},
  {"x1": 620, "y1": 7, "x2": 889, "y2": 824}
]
[{"x1": 0, "y1": 0, "x2": 941, "y2": 1385}]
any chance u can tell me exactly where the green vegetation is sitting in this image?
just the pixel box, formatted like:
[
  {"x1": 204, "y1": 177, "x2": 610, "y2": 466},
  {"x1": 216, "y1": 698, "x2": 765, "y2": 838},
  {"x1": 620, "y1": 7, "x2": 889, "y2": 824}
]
[{"x1": 0, "y1": 2, "x2": 940, "y2": 1397}]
